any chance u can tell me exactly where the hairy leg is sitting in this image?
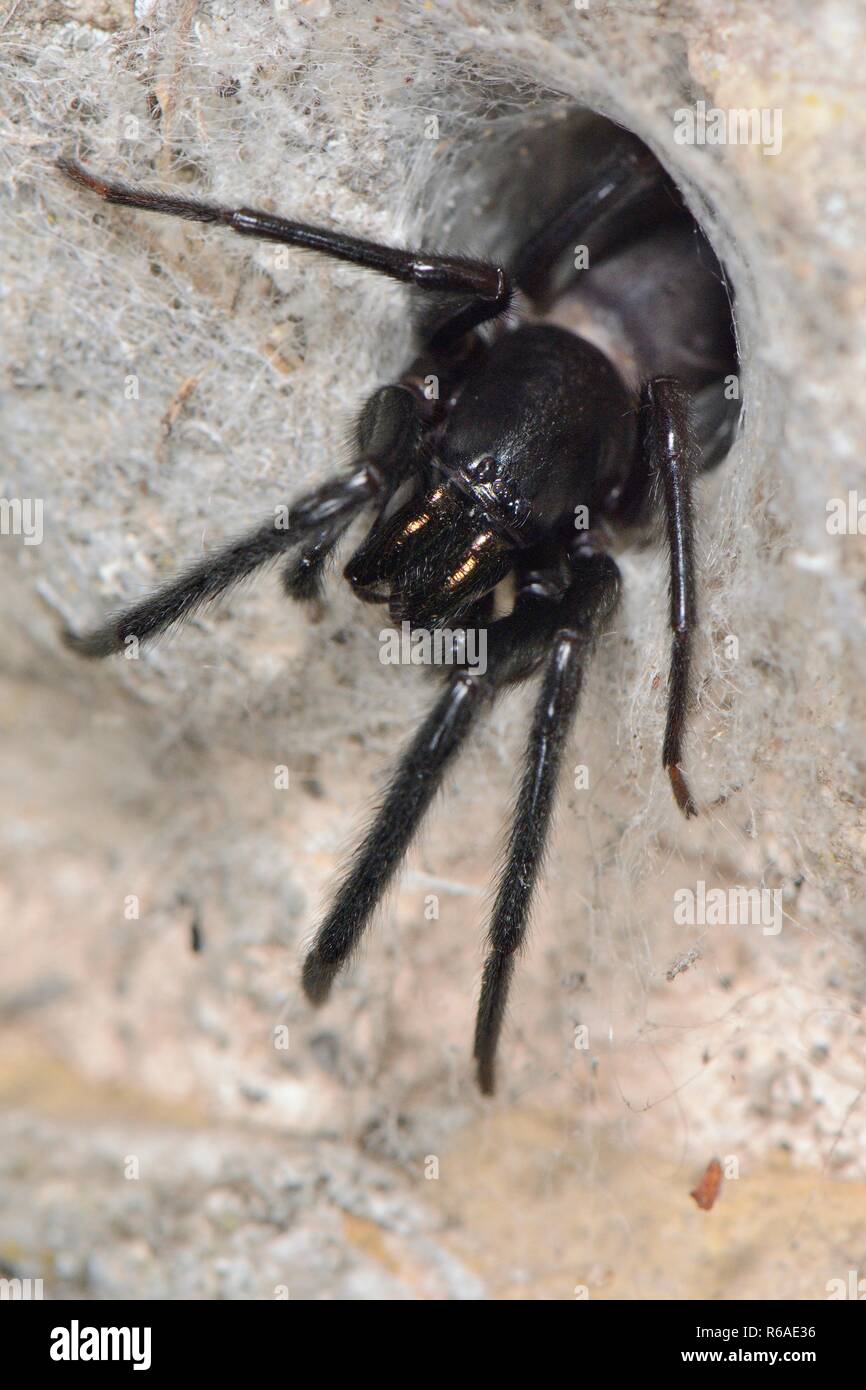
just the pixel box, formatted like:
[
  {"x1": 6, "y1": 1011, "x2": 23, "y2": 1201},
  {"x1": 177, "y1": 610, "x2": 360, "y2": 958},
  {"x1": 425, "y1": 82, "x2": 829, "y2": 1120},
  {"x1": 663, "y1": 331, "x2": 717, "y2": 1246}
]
[
  {"x1": 64, "y1": 465, "x2": 385, "y2": 658},
  {"x1": 65, "y1": 387, "x2": 427, "y2": 656},
  {"x1": 282, "y1": 384, "x2": 427, "y2": 602},
  {"x1": 301, "y1": 575, "x2": 592, "y2": 1010},
  {"x1": 473, "y1": 550, "x2": 621, "y2": 1094}
]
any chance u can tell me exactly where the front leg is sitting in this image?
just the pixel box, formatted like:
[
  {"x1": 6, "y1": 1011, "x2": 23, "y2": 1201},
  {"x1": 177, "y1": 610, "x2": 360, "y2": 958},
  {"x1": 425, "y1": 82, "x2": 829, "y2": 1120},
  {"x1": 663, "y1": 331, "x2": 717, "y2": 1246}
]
[
  {"x1": 283, "y1": 384, "x2": 427, "y2": 601},
  {"x1": 642, "y1": 376, "x2": 699, "y2": 817},
  {"x1": 63, "y1": 464, "x2": 387, "y2": 658},
  {"x1": 57, "y1": 159, "x2": 511, "y2": 352}
]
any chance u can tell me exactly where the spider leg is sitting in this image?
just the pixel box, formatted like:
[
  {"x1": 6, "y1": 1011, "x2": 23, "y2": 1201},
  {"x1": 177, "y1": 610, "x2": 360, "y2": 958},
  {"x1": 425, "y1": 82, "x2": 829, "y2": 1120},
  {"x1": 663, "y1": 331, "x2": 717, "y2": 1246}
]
[
  {"x1": 281, "y1": 530, "x2": 344, "y2": 603},
  {"x1": 64, "y1": 464, "x2": 382, "y2": 658},
  {"x1": 283, "y1": 385, "x2": 427, "y2": 602},
  {"x1": 642, "y1": 376, "x2": 700, "y2": 817},
  {"x1": 513, "y1": 140, "x2": 678, "y2": 306},
  {"x1": 301, "y1": 577, "x2": 587, "y2": 1008},
  {"x1": 473, "y1": 550, "x2": 621, "y2": 1094},
  {"x1": 66, "y1": 386, "x2": 426, "y2": 656},
  {"x1": 301, "y1": 669, "x2": 481, "y2": 1006},
  {"x1": 57, "y1": 159, "x2": 511, "y2": 349}
]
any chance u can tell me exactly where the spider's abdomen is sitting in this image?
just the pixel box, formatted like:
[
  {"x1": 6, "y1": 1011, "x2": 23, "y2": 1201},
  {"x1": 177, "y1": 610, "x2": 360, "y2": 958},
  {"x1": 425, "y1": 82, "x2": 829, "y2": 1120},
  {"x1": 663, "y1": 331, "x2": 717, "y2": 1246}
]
[{"x1": 437, "y1": 324, "x2": 635, "y2": 545}]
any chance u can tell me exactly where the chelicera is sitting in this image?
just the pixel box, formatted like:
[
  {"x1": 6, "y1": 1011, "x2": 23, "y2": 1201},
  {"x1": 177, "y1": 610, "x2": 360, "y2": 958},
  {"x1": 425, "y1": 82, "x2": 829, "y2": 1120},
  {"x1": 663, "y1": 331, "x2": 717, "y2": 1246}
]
[{"x1": 57, "y1": 109, "x2": 738, "y2": 1093}]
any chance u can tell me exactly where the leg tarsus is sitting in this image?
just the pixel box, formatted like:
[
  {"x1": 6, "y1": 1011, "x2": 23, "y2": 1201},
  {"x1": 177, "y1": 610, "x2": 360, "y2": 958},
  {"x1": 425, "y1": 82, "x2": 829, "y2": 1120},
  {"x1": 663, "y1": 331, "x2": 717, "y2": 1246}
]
[
  {"x1": 474, "y1": 953, "x2": 515, "y2": 1096},
  {"x1": 665, "y1": 628, "x2": 698, "y2": 817},
  {"x1": 668, "y1": 759, "x2": 698, "y2": 819}
]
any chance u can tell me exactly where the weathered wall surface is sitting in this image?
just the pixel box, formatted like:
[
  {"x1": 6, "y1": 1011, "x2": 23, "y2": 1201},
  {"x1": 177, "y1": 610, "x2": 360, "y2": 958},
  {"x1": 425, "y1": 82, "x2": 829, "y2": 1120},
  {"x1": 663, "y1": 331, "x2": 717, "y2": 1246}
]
[{"x1": 1, "y1": 0, "x2": 864, "y2": 1298}]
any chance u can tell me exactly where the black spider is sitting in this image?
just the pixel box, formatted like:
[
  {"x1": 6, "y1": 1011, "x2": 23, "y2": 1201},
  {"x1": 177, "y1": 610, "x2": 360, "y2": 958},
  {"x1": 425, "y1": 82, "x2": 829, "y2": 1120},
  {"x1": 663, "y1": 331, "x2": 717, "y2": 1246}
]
[{"x1": 57, "y1": 111, "x2": 739, "y2": 1094}]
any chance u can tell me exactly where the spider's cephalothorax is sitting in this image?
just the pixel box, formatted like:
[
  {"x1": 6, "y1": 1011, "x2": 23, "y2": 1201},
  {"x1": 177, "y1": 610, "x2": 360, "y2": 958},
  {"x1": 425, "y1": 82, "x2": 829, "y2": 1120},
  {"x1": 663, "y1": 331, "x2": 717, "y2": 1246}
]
[
  {"x1": 58, "y1": 110, "x2": 739, "y2": 1093},
  {"x1": 345, "y1": 324, "x2": 636, "y2": 630}
]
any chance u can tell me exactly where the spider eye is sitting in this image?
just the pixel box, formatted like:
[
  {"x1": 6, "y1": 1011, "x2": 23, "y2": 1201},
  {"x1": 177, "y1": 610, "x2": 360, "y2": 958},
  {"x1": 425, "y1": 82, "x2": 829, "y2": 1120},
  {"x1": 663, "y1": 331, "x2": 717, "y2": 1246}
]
[{"x1": 466, "y1": 455, "x2": 497, "y2": 482}]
